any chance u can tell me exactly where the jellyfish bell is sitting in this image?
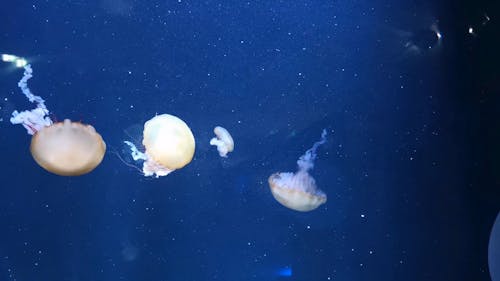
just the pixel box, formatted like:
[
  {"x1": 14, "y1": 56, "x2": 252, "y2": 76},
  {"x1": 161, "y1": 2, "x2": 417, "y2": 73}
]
[
  {"x1": 143, "y1": 114, "x2": 195, "y2": 170},
  {"x1": 268, "y1": 171, "x2": 327, "y2": 212},
  {"x1": 124, "y1": 114, "x2": 195, "y2": 177},
  {"x1": 268, "y1": 129, "x2": 328, "y2": 212},
  {"x1": 210, "y1": 126, "x2": 234, "y2": 157},
  {"x1": 31, "y1": 119, "x2": 106, "y2": 176}
]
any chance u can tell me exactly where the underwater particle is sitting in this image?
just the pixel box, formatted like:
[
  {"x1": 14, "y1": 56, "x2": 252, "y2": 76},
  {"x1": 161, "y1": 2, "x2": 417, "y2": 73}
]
[
  {"x1": 209, "y1": 126, "x2": 234, "y2": 157},
  {"x1": 124, "y1": 114, "x2": 195, "y2": 177},
  {"x1": 268, "y1": 129, "x2": 327, "y2": 212},
  {"x1": 2, "y1": 54, "x2": 106, "y2": 176}
]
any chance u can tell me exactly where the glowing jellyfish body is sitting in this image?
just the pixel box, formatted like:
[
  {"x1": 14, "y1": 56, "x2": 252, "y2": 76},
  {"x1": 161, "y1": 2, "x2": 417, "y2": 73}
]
[
  {"x1": 268, "y1": 129, "x2": 327, "y2": 212},
  {"x1": 124, "y1": 114, "x2": 195, "y2": 177},
  {"x1": 31, "y1": 120, "x2": 106, "y2": 176},
  {"x1": 2, "y1": 54, "x2": 106, "y2": 176},
  {"x1": 210, "y1": 126, "x2": 234, "y2": 157},
  {"x1": 269, "y1": 171, "x2": 326, "y2": 212}
]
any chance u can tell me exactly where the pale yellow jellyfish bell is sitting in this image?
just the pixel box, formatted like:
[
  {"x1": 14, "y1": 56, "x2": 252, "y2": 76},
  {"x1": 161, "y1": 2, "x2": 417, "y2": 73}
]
[
  {"x1": 143, "y1": 114, "x2": 196, "y2": 170},
  {"x1": 31, "y1": 120, "x2": 106, "y2": 176},
  {"x1": 124, "y1": 114, "x2": 196, "y2": 177},
  {"x1": 268, "y1": 170, "x2": 327, "y2": 212},
  {"x1": 209, "y1": 126, "x2": 234, "y2": 157},
  {"x1": 268, "y1": 129, "x2": 328, "y2": 212}
]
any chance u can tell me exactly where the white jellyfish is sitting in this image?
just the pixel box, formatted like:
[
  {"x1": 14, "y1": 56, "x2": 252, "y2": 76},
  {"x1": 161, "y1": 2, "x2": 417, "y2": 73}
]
[
  {"x1": 124, "y1": 114, "x2": 196, "y2": 177},
  {"x1": 268, "y1": 129, "x2": 327, "y2": 212},
  {"x1": 2, "y1": 54, "x2": 106, "y2": 176},
  {"x1": 209, "y1": 126, "x2": 234, "y2": 157}
]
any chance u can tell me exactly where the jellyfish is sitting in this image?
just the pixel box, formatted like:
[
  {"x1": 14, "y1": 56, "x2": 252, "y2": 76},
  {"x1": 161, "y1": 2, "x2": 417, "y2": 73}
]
[
  {"x1": 268, "y1": 129, "x2": 327, "y2": 212},
  {"x1": 2, "y1": 54, "x2": 106, "y2": 176},
  {"x1": 124, "y1": 114, "x2": 195, "y2": 177},
  {"x1": 210, "y1": 126, "x2": 234, "y2": 157}
]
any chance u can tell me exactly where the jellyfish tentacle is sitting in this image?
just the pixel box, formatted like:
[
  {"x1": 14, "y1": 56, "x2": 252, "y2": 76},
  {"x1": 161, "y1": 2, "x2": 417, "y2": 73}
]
[{"x1": 109, "y1": 146, "x2": 144, "y2": 175}]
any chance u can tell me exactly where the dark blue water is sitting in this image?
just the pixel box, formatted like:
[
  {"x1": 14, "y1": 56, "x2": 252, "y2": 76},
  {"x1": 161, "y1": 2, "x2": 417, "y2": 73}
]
[{"x1": 0, "y1": 1, "x2": 498, "y2": 281}]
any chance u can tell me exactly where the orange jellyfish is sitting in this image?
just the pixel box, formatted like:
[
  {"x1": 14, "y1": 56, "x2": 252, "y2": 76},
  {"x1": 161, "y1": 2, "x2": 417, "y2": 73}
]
[
  {"x1": 3, "y1": 54, "x2": 106, "y2": 176},
  {"x1": 268, "y1": 129, "x2": 327, "y2": 212},
  {"x1": 210, "y1": 126, "x2": 234, "y2": 157},
  {"x1": 124, "y1": 114, "x2": 195, "y2": 177},
  {"x1": 30, "y1": 120, "x2": 106, "y2": 176}
]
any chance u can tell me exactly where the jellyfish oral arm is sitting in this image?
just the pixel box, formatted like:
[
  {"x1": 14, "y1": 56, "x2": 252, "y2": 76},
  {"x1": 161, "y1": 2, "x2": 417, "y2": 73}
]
[
  {"x1": 10, "y1": 107, "x2": 52, "y2": 135},
  {"x1": 124, "y1": 141, "x2": 148, "y2": 161},
  {"x1": 1, "y1": 56, "x2": 53, "y2": 135},
  {"x1": 142, "y1": 157, "x2": 174, "y2": 177},
  {"x1": 123, "y1": 140, "x2": 174, "y2": 177},
  {"x1": 17, "y1": 64, "x2": 47, "y2": 105},
  {"x1": 210, "y1": 138, "x2": 230, "y2": 157},
  {"x1": 297, "y1": 129, "x2": 327, "y2": 172}
]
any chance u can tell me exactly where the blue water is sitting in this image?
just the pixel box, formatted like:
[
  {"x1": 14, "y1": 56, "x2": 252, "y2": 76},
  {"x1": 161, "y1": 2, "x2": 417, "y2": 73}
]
[{"x1": 0, "y1": 1, "x2": 498, "y2": 281}]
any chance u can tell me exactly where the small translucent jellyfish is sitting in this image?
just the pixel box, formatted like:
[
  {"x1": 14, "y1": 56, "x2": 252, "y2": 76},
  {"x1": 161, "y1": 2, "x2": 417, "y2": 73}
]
[
  {"x1": 209, "y1": 126, "x2": 234, "y2": 157},
  {"x1": 124, "y1": 114, "x2": 195, "y2": 177},
  {"x1": 268, "y1": 129, "x2": 327, "y2": 212},
  {"x1": 2, "y1": 54, "x2": 106, "y2": 176}
]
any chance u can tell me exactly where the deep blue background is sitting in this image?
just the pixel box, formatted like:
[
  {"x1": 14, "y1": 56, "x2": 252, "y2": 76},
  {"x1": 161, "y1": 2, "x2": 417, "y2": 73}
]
[{"x1": 0, "y1": 0, "x2": 498, "y2": 280}]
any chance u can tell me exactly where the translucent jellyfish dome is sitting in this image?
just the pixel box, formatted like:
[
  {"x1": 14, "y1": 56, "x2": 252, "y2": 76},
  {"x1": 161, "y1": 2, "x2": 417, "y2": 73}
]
[
  {"x1": 31, "y1": 120, "x2": 106, "y2": 176},
  {"x1": 124, "y1": 114, "x2": 196, "y2": 177},
  {"x1": 269, "y1": 170, "x2": 327, "y2": 212}
]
